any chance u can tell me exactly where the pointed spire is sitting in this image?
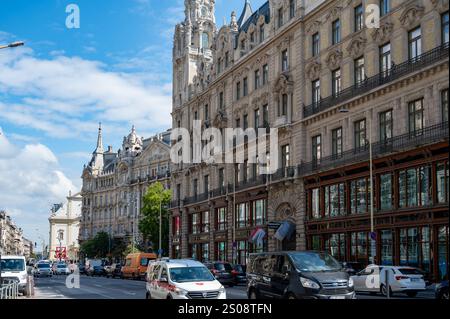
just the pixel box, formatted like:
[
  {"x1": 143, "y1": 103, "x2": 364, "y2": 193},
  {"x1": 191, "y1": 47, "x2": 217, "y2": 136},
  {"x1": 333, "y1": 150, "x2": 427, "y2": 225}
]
[
  {"x1": 95, "y1": 122, "x2": 104, "y2": 154},
  {"x1": 237, "y1": 0, "x2": 253, "y2": 28}
]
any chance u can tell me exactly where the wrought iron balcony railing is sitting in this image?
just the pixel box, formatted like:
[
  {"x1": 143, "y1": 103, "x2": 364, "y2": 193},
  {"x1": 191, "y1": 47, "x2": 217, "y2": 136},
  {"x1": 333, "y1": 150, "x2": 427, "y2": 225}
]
[
  {"x1": 303, "y1": 43, "x2": 449, "y2": 118},
  {"x1": 299, "y1": 121, "x2": 449, "y2": 176}
]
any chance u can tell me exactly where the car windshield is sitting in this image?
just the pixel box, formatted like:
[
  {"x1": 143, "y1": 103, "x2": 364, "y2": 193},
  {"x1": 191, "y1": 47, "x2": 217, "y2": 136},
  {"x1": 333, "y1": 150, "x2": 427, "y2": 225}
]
[
  {"x1": 1, "y1": 259, "x2": 25, "y2": 271},
  {"x1": 289, "y1": 252, "x2": 342, "y2": 272},
  {"x1": 57, "y1": 264, "x2": 66, "y2": 268},
  {"x1": 169, "y1": 267, "x2": 215, "y2": 283},
  {"x1": 37, "y1": 263, "x2": 50, "y2": 269},
  {"x1": 398, "y1": 268, "x2": 422, "y2": 275},
  {"x1": 215, "y1": 263, "x2": 232, "y2": 272}
]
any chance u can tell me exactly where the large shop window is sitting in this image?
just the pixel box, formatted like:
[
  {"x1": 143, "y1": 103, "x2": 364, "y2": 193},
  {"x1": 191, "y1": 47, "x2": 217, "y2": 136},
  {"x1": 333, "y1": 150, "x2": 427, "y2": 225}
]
[
  {"x1": 253, "y1": 199, "x2": 267, "y2": 226},
  {"x1": 380, "y1": 230, "x2": 393, "y2": 265},
  {"x1": 324, "y1": 183, "x2": 346, "y2": 217},
  {"x1": 380, "y1": 173, "x2": 393, "y2": 211},
  {"x1": 399, "y1": 227, "x2": 431, "y2": 272},
  {"x1": 191, "y1": 211, "x2": 209, "y2": 234},
  {"x1": 350, "y1": 177, "x2": 371, "y2": 214},
  {"x1": 173, "y1": 216, "x2": 180, "y2": 236},
  {"x1": 398, "y1": 166, "x2": 432, "y2": 208},
  {"x1": 216, "y1": 207, "x2": 227, "y2": 231},
  {"x1": 236, "y1": 203, "x2": 249, "y2": 228},
  {"x1": 216, "y1": 242, "x2": 227, "y2": 262},
  {"x1": 324, "y1": 233, "x2": 346, "y2": 261},
  {"x1": 236, "y1": 240, "x2": 248, "y2": 265},
  {"x1": 190, "y1": 243, "x2": 209, "y2": 262},
  {"x1": 311, "y1": 188, "x2": 320, "y2": 219},
  {"x1": 351, "y1": 232, "x2": 369, "y2": 264},
  {"x1": 437, "y1": 161, "x2": 449, "y2": 204},
  {"x1": 438, "y1": 226, "x2": 449, "y2": 281}
]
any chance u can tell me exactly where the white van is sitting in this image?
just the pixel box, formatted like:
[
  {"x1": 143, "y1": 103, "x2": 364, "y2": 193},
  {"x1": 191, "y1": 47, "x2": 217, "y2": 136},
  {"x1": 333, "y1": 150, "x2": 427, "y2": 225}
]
[
  {"x1": 145, "y1": 259, "x2": 226, "y2": 299},
  {"x1": 1, "y1": 255, "x2": 28, "y2": 295}
]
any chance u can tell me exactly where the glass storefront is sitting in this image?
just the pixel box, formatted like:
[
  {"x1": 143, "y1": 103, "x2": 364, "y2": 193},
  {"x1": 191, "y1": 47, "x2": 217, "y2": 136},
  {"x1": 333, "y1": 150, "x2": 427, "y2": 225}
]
[
  {"x1": 380, "y1": 230, "x2": 393, "y2": 265},
  {"x1": 438, "y1": 225, "x2": 449, "y2": 281}
]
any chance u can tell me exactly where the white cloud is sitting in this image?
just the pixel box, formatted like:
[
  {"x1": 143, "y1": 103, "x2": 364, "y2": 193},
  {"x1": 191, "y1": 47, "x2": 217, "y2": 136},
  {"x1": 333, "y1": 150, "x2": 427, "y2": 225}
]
[{"x1": 0, "y1": 129, "x2": 78, "y2": 241}]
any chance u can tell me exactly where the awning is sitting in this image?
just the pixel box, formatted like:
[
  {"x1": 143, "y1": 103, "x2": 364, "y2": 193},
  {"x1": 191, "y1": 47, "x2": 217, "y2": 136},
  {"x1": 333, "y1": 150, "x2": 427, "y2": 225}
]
[{"x1": 274, "y1": 220, "x2": 296, "y2": 241}]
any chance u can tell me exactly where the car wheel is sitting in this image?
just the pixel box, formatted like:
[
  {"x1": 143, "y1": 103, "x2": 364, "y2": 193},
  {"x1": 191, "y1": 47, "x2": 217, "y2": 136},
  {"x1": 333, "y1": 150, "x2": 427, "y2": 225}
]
[
  {"x1": 380, "y1": 285, "x2": 393, "y2": 297},
  {"x1": 249, "y1": 289, "x2": 258, "y2": 299},
  {"x1": 146, "y1": 292, "x2": 152, "y2": 299},
  {"x1": 287, "y1": 293, "x2": 297, "y2": 300},
  {"x1": 406, "y1": 291, "x2": 417, "y2": 298},
  {"x1": 167, "y1": 294, "x2": 173, "y2": 299},
  {"x1": 441, "y1": 290, "x2": 449, "y2": 300}
]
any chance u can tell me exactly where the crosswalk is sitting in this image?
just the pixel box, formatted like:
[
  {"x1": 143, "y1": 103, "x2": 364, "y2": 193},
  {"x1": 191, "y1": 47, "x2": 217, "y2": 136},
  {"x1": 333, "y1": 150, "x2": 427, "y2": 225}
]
[{"x1": 33, "y1": 287, "x2": 70, "y2": 299}]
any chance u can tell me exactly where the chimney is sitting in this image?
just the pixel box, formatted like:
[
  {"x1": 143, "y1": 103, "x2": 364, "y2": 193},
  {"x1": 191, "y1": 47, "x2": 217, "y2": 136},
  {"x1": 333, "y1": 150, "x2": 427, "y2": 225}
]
[{"x1": 108, "y1": 145, "x2": 113, "y2": 153}]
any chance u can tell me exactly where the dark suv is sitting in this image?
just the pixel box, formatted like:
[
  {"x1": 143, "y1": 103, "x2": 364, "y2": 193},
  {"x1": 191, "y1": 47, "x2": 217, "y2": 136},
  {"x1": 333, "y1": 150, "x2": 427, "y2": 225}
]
[
  {"x1": 204, "y1": 261, "x2": 235, "y2": 287},
  {"x1": 247, "y1": 251, "x2": 355, "y2": 299}
]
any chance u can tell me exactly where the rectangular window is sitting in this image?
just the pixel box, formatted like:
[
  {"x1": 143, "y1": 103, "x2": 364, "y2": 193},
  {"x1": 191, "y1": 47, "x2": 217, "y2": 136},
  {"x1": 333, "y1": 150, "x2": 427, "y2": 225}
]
[
  {"x1": 173, "y1": 216, "x2": 181, "y2": 236},
  {"x1": 312, "y1": 79, "x2": 320, "y2": 106},
  {"x1": 354, "y1": 56, "x2": 365, "y2": 85},
  {"x1": 437, "y1": 161, "x2": 449, "y2": 204},
  {"x1": 399, "y1": 166, "x2": 432, "y2": 208},
  {"x1": 332, "y1": 127, "x2": 343, "y2": 158},
  {"x1": 332, "y1": 68, "x2": 341, "y2": 97},
  {"x1": 408, "y1": 99, "x2": 424, "y2": 135},
  {"x1": 204, "y1": 175, "x2": 209, "y2": 194},
  {"x1": 225, "y1": 51, "x2": 229, "y2": 68},
  {"x1": 253, "y1": 199, "x2": 267, "y2": 225},
  {"x1": 263, "y1": 104, "x2": 269, "y2": 127},
  {"x1": 380, "y1": 43, "x2": 391, "y2": 76},
  {"x1": 281, "y1": 49, "x2": 289, "y2": 72},
  {"x1": 408, "y1": 27, "x2": 422, "y2": 60},
  {"x1": 254, "y1": 108, "x2": 260, "y2": 129},
  {"x1": 236, "y1": 82, "x2": 241, "y2": 100},
  {"x1": 281, "y1": 144, "x2": 290, "y2": 168},
  {"x1": 259, "y1": 25, "x2": 265, "y2": 43},
  {"x1": 351, "y1": 177, "x2": 370, "y2": 214},
  {"x1": 193, "y1": 179, "x2": 198, "y2": 197},
  {"x1": 204, "y1": 104, "x2": 209, "y2": 121},
  {"x1": 202, "y1": 211, "x2": 210, "y2": 233},
  {"x1": 236, "y1": 203, "x2": 249, "y2": 228},
  {"x1": 254, "y1": 69, "x2": 260, "y2": 90},
  {"x1": 237, "y1": 240, "x2": 248, "y2": 265},
  {"x1": 278, "y1": 8, "x2": 284, "y2": 28},
  {"x1": 379, "y1": 109, "x2": 393, "y2": 142},
  {"x1": 354, "y1": 4, "x2": 364, "y2": 32},
  {"x1": 354, "y1": 119, "x2": 367, "y2": 150},
  {"x1": 324, "y1": 183, "x2": 346, "y2": 217},
  {"x1": 191, "y1": 213, "x2": 201, "y2": 234},
  {"x1": 243, "y1": 77, "x2": 248, "y2": 96},
  {"x1": 311, "y1": 188, "x2": 320, "y2": 219},
  {"x1": 243, "y1": 114, "x2": 248, "y2": 130},
  {"x1": 325, "y1": 233, "x2": 346, "y2": 261},
  {"x1": 442, "y1": 11, "x2": 449, "y2": 44},
  {"x1": 290, "y1": 0, "x2": 295, "y2": 19},
  {"x1": 262, "y1": 64, "x2": 269, "y2": 85},
  {"x1": 332, "y1": 19, "x2": 341, "y2": 45},
  {"x1": 219, "y1": 92, "x2": 224, "y2": 109},
  {"x1": 380, "y1": 0, "x2": 390, "y2": 16},
  {"x1": 312, "y1": 135, "x2": 321, "y2": 164},
  {"x1": 250, "y1": 32, "x2": 255, "y2": 43},
  {"x1": 351, "y1": 232, "x2": 369, "y2": 264},
  {"x1": 280, "y1": 94, "x2": 288, "y2": 116},
  {"x1": 216, "y1": 242, "x2": 226, "y2": 262},
  {"x1": 216, "y1": 207, "x2": 227, "y2": 231},
  {"x1": 312, "y1": 32, "x2": 320, "y2": 57},
  {"x1": 380, "y1": 173, "x2": 393, "y2": 210},
  {"x1": 380, "y1": 230, "x2": 393, "y2": 265},
  {"x1": 442, "y1": 89, "x2": 449, "y2": 123},
  {"x1": 219, "y1": 168, "x2": 225, "y2": 189}
]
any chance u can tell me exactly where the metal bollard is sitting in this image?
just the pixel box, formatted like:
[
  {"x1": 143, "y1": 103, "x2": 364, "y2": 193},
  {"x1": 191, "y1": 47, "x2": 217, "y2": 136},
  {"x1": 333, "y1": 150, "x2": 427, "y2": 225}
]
[{"x1": 385, "y1": 269, "x2": 390, "y2": 299}]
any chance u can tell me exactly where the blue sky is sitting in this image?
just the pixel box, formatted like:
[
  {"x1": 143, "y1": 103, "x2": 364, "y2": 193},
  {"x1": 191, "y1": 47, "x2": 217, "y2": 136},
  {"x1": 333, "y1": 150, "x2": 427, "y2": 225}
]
[{"x1": 0, "y1": 0, "x2": 266, "y2": 251}]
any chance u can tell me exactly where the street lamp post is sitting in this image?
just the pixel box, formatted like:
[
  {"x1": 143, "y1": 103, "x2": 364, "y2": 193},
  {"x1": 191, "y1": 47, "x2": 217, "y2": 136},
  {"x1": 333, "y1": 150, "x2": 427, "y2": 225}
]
[{"x1": 159, "y1": 198, "x2": 162, "y2": 258}]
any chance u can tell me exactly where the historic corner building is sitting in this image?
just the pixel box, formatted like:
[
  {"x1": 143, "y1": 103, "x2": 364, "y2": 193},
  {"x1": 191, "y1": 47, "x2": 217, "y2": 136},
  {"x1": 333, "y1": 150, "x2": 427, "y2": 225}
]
[
  {"x1": 168, "y1": 0, "x2": 449, "y2": 282},
  {"x1": 79, "y1": 124, "x2": 172, "y2": 248}
]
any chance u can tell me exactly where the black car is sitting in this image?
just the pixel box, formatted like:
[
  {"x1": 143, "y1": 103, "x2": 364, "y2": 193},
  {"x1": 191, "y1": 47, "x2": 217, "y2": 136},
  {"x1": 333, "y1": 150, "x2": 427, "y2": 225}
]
[
  {"x1": 204, "y1": 261, "x2": 235, "y2": 287},
  {"x1": 78, "y1": 263, "x2": 86, "y2": 275},
  {"x1": 342, "y1": 262, "x2": 365, "y2": 276},
  {"x1": 247, "y1": 251, "x2": 355, "y2": 299},
  {"x1": 92, "y1": 265, "x2": 106, "y2": 276},
  {"x1": 112, "y1": 263, "x2": 123, "y2": 279},
  {"x1": 435, "y1": 280, "x2": 449, "y2": 300},
  {"x1": 231, "y1": 264, "x2": 247, "y2": 284}
]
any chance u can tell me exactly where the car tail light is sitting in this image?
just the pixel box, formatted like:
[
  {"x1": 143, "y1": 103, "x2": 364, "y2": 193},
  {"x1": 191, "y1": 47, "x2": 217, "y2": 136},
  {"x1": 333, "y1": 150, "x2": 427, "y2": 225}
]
[
  {"x1": 395, "y1": 275, "x2": 409, "y2": 280},
  {"x1": 211, "y1": 269, "x2": 219, "y2": 274},
  {"x1": 231, "y1": 270, "x2": 238, "y2": 275}
]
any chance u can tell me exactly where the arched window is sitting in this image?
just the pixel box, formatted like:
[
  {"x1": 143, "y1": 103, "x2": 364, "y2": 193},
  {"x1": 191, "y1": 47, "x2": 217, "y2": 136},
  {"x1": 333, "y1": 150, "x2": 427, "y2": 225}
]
[{"x1": 201, "y1": 32, "x2": 209, "y2": 49}]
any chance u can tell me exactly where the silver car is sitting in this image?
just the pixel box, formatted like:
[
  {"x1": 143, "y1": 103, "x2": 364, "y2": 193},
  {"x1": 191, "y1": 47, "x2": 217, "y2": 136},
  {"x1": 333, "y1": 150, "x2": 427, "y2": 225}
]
[{"x1": 34, "y1": 263, "x2": 53, "y2": 277}]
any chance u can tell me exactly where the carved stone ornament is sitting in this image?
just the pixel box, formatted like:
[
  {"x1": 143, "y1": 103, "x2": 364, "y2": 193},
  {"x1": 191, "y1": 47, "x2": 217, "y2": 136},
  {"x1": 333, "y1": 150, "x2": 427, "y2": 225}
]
[
  {"x1": 306, "y1": 20, "x2": 321, "y2": 35},
  {"x1": 325, "y1": 6, "x2": 342, "y2": 22},
  {"x1": 346, "y1": 35, "x2": 367, "y2": 59},
  {"x1": 371, "y1": 22, "x2": 394, "y2": 44},
  {"x1": 431, "y1": 0, "x2": 449, "y2": 12},
  {"x1": 305, "y1": 60, "x2": 322, "y2": 80},
  {"x1": 399, "y1": 4, "x2": 425, "y2": 29},
  {"x1": 273, "y1": 73, "x2": 292, "y2": 93},
  {"x1": 325, "y1": 49, "x2": 343, "y2": 70}
]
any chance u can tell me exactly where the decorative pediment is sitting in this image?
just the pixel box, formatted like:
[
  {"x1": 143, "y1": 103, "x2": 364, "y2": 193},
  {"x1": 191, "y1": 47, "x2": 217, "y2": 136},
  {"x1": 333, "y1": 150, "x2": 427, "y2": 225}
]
[
  {"x1": 306, "y1": 20, "x2": 321, "y2": 35},
  {"x1": 272, "y1": 73, "x2": 293, "y2": 93},
  {"x1": 305, "y1": 60, "x2": 322, "y2": 80},
  {"x1": 213, "y1": 110, "x2": 228, "y2": 128},
  {"x1": 325, "y1": 49, "x2": 343, "y2": 70},
  {"x1": 325, "y1": 6, "x2": 342, "y2": 22},
  {"x1": 431, "y1": 0, "x2": 449, "y2": 12},
  {"x1": 371, "y1": 22, "x2": 394, "y2": 44},
  {"x1": 277, "y1": 36, "x2": 291, "y2": 50},
  {"x1": 346, "y1": 35, "x2": 367, "y2": 59},
  {"x1": 399, "y1": 4, "x2": 425, "y2": 29}
]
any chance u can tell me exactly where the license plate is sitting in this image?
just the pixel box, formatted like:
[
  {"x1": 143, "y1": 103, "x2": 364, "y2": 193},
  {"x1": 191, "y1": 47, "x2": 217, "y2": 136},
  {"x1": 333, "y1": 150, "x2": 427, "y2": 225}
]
[{"x1": 329, "y1": 296, "x2": 346, "y2": 299}]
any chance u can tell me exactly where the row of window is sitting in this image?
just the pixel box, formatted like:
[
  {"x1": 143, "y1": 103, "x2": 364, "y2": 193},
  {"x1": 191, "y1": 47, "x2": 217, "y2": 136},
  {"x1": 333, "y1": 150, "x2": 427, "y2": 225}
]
[
  {"x1": 311, "y1": 90, "x2": 448, "y2": 162},
  {"x1": 236, "y1": 64, "x2": 269, "y2": 100},
  {"x1": 309, "y1": 161, "x2": 449, "y2": 219}
]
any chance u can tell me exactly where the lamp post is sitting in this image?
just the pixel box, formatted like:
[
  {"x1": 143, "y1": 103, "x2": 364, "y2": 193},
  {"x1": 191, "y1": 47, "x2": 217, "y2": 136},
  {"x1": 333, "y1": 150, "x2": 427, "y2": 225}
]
[
  {"x1": 340, "y1": 108, "x2": 376, "y2": 264},
  {"x1": 159, "y1": 198, "x2": 162, "y2": 258}
]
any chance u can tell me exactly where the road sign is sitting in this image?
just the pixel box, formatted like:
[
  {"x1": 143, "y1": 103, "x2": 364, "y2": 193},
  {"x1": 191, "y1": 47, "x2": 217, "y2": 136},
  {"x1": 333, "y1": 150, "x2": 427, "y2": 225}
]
[{"x1": 370, "y1": 232, "x2": 377, "y2": 241}]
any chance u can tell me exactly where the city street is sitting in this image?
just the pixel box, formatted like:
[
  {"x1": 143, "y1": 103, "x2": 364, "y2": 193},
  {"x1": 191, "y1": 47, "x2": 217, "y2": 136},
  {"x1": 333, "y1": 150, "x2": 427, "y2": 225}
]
[{"x1": 31, "y1": 275, "x2": 435, "y2": 300}]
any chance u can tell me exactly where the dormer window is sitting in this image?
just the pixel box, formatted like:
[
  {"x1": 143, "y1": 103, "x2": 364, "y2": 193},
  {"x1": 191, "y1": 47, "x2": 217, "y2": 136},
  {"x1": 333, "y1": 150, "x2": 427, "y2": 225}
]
[
  {"x1": 250, "y1": 32, "x2": 255, "y2": 43},
  {"x1": 241, "y1": 39, "x2": 246, "y2": 50}
]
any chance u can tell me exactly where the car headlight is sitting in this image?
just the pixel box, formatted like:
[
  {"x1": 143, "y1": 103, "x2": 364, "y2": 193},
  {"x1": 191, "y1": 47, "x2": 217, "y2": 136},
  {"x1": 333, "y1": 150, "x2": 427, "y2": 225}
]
[
  {"x1": 174, "y1": 287, "x2": 188, "y2": 296},
  {"x1": 300, "y1": 277, "x2": 320, "y2": 289},
  {"x1": 219, "y1": 286, "x2": 226, "y2": 294},
  {"x1": 348, "y1": 277, "x2": 354, "y2": 288}
]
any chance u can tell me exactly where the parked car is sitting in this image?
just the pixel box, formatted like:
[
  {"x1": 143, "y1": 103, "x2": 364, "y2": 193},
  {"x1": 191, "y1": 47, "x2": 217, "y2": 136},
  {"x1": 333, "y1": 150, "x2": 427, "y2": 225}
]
[
  {"x1": 342, "y1": 262, "x2": 365, "y2": 276},
  {"x1": 1, "y1": 255, "x2": 29, "y2": 295},
  {"x1": 122, "y1": 253, "x2": 157, "y2": 280},
  {"x1": 204, "y1": 261, "x2": 235, "y2": 287},
  {"x1": 90, "y1": 265, "x2": 106, "y2": 277},
  {"x1": 104, "y1": 264, "x2": 113, "y2": 277},
  {"x1": 435, "y1": 280, "x2": 449, "y2": 300},
  {"x1": 351, "y1": 265, "x2": 426, "y2": 297},
  {"x1": 77, "y1": 263, "x2": 86, "y2": 275},
  {"x1": 54, "y1": 263, "x2": 70, "y2": 275},
  {"x1": 34, "y1": 262, "x2": 53, "y2": 278},
  {"x1": 112, "y1": 263, "x2": 123, "y2": 279},
  {"x1": 231, "y1": 264, "x2": 247, "y2": 284},
  {"x1": 85, "y1": 259, "x2": 103, "y2": 276},
  {"x1": 145, "y1": 259, "x2": 226, "y2": 299},
  {"x1": 247, "y1": 251, "x2": 355, "y2": 299}
]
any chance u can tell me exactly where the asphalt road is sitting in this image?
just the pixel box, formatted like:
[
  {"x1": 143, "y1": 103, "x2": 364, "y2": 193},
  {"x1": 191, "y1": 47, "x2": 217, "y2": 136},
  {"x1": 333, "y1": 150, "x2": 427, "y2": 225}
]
[
  {"x1": 32, "y1": 275, "x2": 435, "y2": 300},
  {"x1": 33, "y1": 274, "x2": 248, "y2": 299}
]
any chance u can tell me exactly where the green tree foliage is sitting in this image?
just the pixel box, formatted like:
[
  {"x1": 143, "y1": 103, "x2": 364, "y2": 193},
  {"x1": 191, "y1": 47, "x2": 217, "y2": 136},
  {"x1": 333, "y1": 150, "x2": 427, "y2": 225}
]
[
  {"x1": 139, "y1": 182, "x2": 171, "y2": 256},
  {"x1": 80, "y1": 231, "x2": 110, "y2": 258}
]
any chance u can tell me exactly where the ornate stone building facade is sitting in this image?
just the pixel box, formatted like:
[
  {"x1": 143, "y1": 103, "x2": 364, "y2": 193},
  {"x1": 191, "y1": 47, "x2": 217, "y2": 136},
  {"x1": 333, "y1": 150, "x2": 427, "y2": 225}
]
[
  {"x1": 79, "y1": 125, "x2": 171, "y2": 250},
  {"x1": 0, "y1": 210, "x2": 26, "y2": 256},
  {"x1": 169, "y1": 0, "x2": 449, "y2": 282}
]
